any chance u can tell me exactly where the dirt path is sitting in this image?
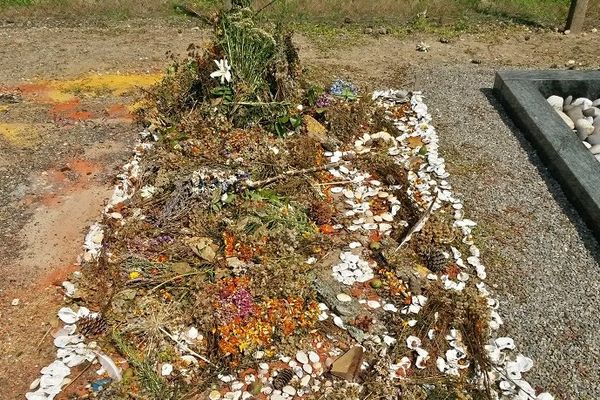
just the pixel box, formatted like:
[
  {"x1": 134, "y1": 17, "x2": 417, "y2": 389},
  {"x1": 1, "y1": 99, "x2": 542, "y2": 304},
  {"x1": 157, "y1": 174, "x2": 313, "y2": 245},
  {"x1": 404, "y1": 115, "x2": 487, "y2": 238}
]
[{"x1": 0, "y1": 20, "x2": 598, "y2": 399}]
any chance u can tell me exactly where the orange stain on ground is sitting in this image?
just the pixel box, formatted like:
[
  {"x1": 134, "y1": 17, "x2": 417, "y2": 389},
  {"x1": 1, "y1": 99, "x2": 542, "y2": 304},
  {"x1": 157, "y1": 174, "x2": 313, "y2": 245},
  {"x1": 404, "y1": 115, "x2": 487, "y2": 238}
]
[
  {"x1": 23, "y1": 158, "x2": 102, "y2": 207},
  {"x1": 49, "y1": 99, "x2": 95, "y2": 121}
]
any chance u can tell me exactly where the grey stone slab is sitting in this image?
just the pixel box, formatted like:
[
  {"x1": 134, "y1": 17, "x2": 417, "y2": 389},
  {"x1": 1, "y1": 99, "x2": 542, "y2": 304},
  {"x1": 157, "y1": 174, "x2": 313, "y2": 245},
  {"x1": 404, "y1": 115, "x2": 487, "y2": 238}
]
[{"x1": 494, "y1": 70, "x2": 600, "y2": 238}]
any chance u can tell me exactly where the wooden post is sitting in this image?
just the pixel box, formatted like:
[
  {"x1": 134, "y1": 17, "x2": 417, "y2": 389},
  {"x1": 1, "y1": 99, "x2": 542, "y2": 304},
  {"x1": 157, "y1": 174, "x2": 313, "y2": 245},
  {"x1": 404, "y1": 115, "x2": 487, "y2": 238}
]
[{"x1": 565, "y1": 0, "x2": 589, "y2": 33}]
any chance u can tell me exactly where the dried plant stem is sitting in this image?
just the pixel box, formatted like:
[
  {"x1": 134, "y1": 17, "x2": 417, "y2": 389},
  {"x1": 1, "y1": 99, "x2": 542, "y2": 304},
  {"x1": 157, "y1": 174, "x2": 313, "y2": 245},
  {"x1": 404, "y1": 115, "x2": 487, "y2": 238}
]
[
  {"x1": 62, "y1": 362, "x2": 93, "y2": 391},
  {"x1": 35, "y1": 327, "x2": 52, "y2": 350},
  {"x1": 149, "y1": 271, "x2": 206, "y2": 293},
  {"x1": 242, "y1": 162, "x2": 341, "y2": 189},
  {"x1": 159, "y1": 327, "x2": 214, "y2": 366},
  {"x1": 396, "y1": 192, "x2": 439, "y2": 250}
]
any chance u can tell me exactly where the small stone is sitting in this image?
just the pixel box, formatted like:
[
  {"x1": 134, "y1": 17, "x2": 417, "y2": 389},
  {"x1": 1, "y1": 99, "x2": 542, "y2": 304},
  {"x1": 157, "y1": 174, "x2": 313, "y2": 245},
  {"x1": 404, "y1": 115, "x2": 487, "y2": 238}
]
[
  {"x1": 565, "y1": 104, "x2": 585, "y2": 123},
  {"x1": 282, "y1": 386, "x2": 296, "y2": 396},
  {"x1": 336, "y1": 293, "x2": 352, "y2": 302},
  {"x1": 587, "y1": 132, "x2": 600, "y2": 145},
  {"x1": 309, "y1": 351, "x2": 320, "y2": 363},
  {"x1": 303, "y1": 363, "x2": 313, "y2": 374},
  {"x1": 547, "y1": 95, "x2": 564, "y2": 110},
  {"x1": 330, "y1": 347, "x2": 364, "y2": 382},
  {"x1": 296, "y1": 351, "x2": 309, "y2": 364},
  {"x1": 367, "y1": 300, "x2": 381, "y2": 309},
  {"x1": 584, "y1": 107, "x2": 600, "y2": 118},
  {"x1": 575, "y1": 118, "x2": 594, "y2": 139},
  {"x1": 11, "y1": 298, "x2": 20, "y2": 306},
  {"x1": 556, "y1": 110, "x2": 575, "y2": 129},
  {"x1": 301, "y1": 374, "x2": 311, "y2": 387},
  {"x1": 209, "y1": 390, "x2": 222, "y2": 400}
]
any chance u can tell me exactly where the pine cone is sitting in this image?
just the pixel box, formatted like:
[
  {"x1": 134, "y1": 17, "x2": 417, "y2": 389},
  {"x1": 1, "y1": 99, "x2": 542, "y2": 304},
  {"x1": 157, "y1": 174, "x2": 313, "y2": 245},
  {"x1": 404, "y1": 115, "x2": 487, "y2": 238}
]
[
  {"x1": 423, "y1": 247, "x2": 447, "y2": 273},
  {"x1": 78, "y1": 314, "x2": 109, "y2": 337}
]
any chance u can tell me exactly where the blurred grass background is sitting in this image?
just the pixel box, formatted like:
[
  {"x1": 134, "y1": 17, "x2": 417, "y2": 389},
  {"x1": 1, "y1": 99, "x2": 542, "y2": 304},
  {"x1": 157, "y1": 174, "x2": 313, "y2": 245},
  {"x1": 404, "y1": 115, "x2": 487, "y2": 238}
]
[{"x1": 0, "y1": 0, "x2": 597, "y2": 30}]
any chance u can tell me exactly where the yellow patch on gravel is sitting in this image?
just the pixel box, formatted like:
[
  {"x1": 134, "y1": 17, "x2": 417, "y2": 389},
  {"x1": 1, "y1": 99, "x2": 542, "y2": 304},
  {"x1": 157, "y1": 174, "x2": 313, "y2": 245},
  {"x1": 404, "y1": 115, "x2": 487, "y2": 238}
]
[
  {"x1": 52, "y1": 73, "x2": 162, "y2": 97},
  {"x1": 0, "y1": 123, "x2": 42, "y2": 147}
]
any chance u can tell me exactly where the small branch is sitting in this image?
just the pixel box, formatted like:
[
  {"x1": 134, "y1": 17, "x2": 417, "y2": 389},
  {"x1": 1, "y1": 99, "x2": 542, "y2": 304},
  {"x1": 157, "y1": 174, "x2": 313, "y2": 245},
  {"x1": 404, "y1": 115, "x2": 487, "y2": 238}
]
[
  {"x1": 396, "y1": 192, "x2": 439, "y2": 251},
  {"x1": 62, "y1": 362, "x2": 93, "y2": 391},
  {"x1": 255, "y1": 0, "x2": 279, "y2": 15},
  {"x1": 159, "y1": 327, "x2": 214, "y2": 366},
  {"x1": 149, "y1": 271, "x2": 206, "y2": 293},
  {"x1": 35, "y1": 327, "x2": 52, "y2": 350},
  {"x1": 242, "y1": 162, "x2": 341, "y2": 190}
]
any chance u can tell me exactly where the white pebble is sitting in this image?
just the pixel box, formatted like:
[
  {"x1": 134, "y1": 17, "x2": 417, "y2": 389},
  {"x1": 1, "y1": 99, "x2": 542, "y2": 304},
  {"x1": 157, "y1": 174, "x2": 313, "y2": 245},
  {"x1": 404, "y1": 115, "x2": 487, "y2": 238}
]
[
  {"x1": 367, "y1": 300, "x2": 381, "y2": 309},
  {"x1": 296, "y1": 351, "x2": 309, "y2": 364},
  {"x1": 283, "y1": 385, "x2": 296, "y2": 396},
  {"x1": 336, "y1": 293, "x2": 352, "y2": 302}
]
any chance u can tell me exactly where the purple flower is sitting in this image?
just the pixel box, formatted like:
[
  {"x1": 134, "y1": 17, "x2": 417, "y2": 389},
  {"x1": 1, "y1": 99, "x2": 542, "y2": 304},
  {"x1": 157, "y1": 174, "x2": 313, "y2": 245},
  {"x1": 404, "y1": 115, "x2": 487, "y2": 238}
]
[
  {"x1": 231, "y1": 288, "x2": 254, "y2": 318},
  {"x1": 315, "y1": 93, "x2": 334, "y2": 108}
]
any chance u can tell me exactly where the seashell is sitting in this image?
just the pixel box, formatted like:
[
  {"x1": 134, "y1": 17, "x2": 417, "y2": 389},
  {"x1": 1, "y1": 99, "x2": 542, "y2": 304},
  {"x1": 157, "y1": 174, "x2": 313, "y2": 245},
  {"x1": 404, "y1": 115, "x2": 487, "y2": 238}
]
[
  {"x1": 379, "y1": 223, "x2": 392, "y2": 231},
  {"x1": 333, "y1": 315, "x2": 345, "y2": 329},
  {"x1": 339, "y1": 165, "x2": 350, "y2": 174},
  {"x1": 58, "y1": 308, "x2": 78, "y2": 324},
  {"x1": 406, "y1": 336, "x2": 422, "y2": 349},
  {"x1": 303, "y1": 363, "x2": 313, "y2": 374},
  {"x1": 378, "y1": 191, "x2": 389, "y2": 198},
  {"x1": 383, "y1": 303, "x2": 398, "y2": 312},
  {"x1": 436, "y1": 357, "x2": 448, "y2": 372},
  {"x1": 383, "y1": 335, "x2": 396, "y2": 346},
  {"x1": 348, "y1": 241, "x2": 361, "y2": 249},
  {"x1": 219, "y1": 374, "x2": 234, "y2": 383},
  {"x1": 288, "y1": 360, "x2": 297, "y2": 368},
  {"x1": 336, "y1": 293, "x2": 352, "y2": 302},
  {"x1": 373, "y1": 215, "x2": 383, "y2": 222},
  {"x1": 415, "y1": 354, "x2": 429, "y2": 369},
  {"x1": 495, "y1": 337, "x2": 515, "y2": 350},
  {"x1": 343, "y1": 190, "x2": 354, "y2": 199},
  {"x1": 161, "y1": 363, "x2": 173, "y2": 376},
  {"x1": 363, "y1": 223, "x2": 378, "y2": 230},
  {"x1": 330, "y1": 186, "x2": 343, "y2": 193},
  {"x1": 370, "y1": 180, "x2": 382, "y2": 186},
  {"x1": 514, "y1": 354, "x2": 534, "y2": 373},
  {"x1": 296, "y1": 351, "x2": 309, "y2": 364}
]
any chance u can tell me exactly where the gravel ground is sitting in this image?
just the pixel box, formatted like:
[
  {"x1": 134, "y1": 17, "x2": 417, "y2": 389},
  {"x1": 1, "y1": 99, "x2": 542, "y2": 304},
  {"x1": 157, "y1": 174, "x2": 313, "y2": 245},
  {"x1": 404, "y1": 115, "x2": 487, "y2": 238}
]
[{"x1": 410, "y1": 64, "x2": 600, "y2": 399}]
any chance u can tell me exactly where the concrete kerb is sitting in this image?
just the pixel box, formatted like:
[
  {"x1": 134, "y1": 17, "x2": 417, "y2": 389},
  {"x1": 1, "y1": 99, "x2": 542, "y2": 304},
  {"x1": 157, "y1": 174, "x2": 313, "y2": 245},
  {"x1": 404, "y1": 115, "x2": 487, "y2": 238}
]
[{"x1": 494, "y1": 70, "x2": 600, "y2": 239}]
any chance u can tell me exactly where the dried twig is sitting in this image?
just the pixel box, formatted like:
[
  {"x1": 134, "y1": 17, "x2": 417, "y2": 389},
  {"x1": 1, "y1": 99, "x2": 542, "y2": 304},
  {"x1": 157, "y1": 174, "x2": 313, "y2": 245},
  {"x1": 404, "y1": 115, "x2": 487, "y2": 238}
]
[
  {"x1": 61, "y1": 362, "x2": 93, "y2": 391},
  {"x1": 35, "y1": 327, "x2": 52, "y2": 350},
  {"x1": 396, "y1": 192, "x2": 439, "y2": 250},
  {"x1": 159, "y1": 327, "x2": 214, "y2": 366},
  {"x1": 149, "y1": 271, "x2": 207, "y2": 293},
  {"x1": 255, "y1": 0, "x2": 279, "y2": 15},
  {"x1": 242, "y1": 162, "x2": 341, "y2": 190}
]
